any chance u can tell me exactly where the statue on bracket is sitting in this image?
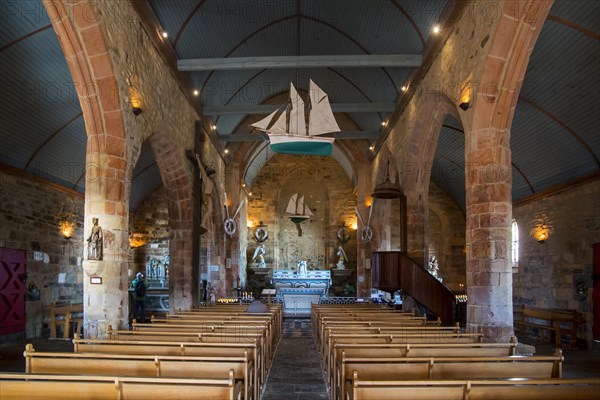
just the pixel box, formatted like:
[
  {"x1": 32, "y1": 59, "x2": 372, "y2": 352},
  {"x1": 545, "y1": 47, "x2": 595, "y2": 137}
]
[
  {"x1": 86, "y1": 217, "x2": 103, "y2": 260},
  {"x1": 252, "y1": 244, "x2": 266, "y2": 268},
  {"x1": 336, "y1": 246, "x2": 347, "y2": 269}
]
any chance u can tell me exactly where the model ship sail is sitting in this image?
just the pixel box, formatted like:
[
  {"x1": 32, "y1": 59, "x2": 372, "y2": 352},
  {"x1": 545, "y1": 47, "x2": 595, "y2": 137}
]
[
  {"x1": 286, "y1": 193, "x2": 313, "y2": 236},
  {"x1": 250, "y1": 80, "x2": 340, "y2": 156}
]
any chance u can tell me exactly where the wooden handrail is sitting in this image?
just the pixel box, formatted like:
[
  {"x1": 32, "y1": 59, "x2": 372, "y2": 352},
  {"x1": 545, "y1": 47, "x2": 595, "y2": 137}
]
[{"x1": 372, "y1": 252, "x2": 456, "y2": 325}]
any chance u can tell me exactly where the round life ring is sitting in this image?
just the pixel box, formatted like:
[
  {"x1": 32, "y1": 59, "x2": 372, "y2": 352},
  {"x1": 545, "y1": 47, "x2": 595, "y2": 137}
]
[
  {"x1": 254, "y1": 226, "x2": 268, "y2": 242},
  {"x1": 224, "y1": 218, "x2": 237, "y2": 236},
  {"x1": 360, "y1": 226, "x2": 373, "y2": 242}
]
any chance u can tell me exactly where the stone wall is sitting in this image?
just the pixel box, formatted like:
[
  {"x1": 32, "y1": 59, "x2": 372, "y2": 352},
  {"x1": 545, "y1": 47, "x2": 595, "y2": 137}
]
[
  {"x1": 247, "y1": 154, "x2": 356, "y2": 289},
  {"x1": 0, "y1": 170, "x2": 85, "y2": 339},
  {"x1": 129, "y1": 186, "x2": 170, "y2": 282},
  {"x1": 428, "y1": 182, "x2": 466, "y2": 292},
  {"x1": 513, "y1": 179, "x2": 600, "y2": 346}
]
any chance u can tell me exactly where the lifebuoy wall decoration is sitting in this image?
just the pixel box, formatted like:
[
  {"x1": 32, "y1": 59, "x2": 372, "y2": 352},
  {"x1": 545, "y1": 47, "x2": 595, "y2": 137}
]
[
  {"x1": 355, "y1": 204, "x2": 374, "y2": 243},
  {"x1": 223, "y1": 192, "x2": 244, "y2": 238},
  {"x1": 254, "y1": 226, "x2": 268, "y2": 242}
]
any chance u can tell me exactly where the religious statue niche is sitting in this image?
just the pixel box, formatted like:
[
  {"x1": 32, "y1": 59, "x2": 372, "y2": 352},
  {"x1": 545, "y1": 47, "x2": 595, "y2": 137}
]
[
  {"x1": 86, "y1": 218, "x2": 103, "y2": 260},
  {"x1": 427, "y1": 255, "x2": 442, "y2": 282},
  {"x1": 145, "y1": 255, "x2": 169, "y2": 288},
  {"x1": 336, "y1": 246, "x2": 347, "y2": 269},
  {"x1": 251, "y1": 244, "x2": 266, "y2": 268}
]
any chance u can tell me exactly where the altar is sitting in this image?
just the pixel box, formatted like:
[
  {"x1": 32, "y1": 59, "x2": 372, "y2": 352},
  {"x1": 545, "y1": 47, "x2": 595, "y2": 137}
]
[{"x1": 272, "y1": 270, "x2": 331, "y2": 316}]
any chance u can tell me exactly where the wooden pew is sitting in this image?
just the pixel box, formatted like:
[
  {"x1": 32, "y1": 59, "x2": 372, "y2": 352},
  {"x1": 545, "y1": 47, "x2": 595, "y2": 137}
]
[
  {"x1": 514, "y1": 304, "x2": 584, "y2": 349},
  {"x1": 0, "y1": 372, "x2": 243, "y2": 400},
  {"x1": 48, "y1": 303, "x2": 83, "y2": 340},
  {"x1": 327, "y1": 341, "x2": 518, "y2": 398},
  {"x1": 335, "y1": 351, "x2": 564, "y2": 400},
  {"x1": 106, "y1": 327, "x2": 270, "y2": 390},
  {"x1": 130, "y1": 321, "x2": 273, "y2": 367},
  {"x1": 73, "y1": 336, "x2": 262, "y2": 400},
  {"x1": 346, "y1": 374, "x2": 600, "y2": 400},
  {"x1": 24, "y1": 344, "x2": 255, "y2": 400},
  {"x1": 323, "y1": 332, "x2": 484, "y2": 372}
]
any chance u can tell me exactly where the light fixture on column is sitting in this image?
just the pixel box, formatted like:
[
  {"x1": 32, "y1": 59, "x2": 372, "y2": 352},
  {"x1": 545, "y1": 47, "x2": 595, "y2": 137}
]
[
  {"x1": 459, "y1": 84, "x2": 471, "y2": 111},
  {"x1": 128, "y1": 80, "x2": 143, "y2": 116},
  {"x1": 58, "y1": 220, "x2": 75, "y2": 239}
]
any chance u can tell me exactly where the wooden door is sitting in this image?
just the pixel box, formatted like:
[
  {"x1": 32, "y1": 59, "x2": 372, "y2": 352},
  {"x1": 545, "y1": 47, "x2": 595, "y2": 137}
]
[
  {"x1": 0, "y1": 248, "x2": 26, "y2": 335},
  {"x1": 593, "y1": 243, "x2": 600, "y2": 340}
]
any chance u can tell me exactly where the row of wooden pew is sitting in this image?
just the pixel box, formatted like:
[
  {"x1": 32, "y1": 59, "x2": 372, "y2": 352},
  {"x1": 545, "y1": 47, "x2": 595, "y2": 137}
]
[
  {"x1": 0, "y1": 303, "x2": 282, "y2": 400},
  {"x1": 311, "y1": 303, "x2": 600, "y2": 400}
]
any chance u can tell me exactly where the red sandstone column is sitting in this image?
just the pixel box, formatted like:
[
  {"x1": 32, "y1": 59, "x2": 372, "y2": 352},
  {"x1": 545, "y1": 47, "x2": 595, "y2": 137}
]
[
  {"x1": 464, "y1": 128, "x2": 513, "y2": 341},
  {"x1": 83, "y1": 149, "x2": 129, "y2": 338}
]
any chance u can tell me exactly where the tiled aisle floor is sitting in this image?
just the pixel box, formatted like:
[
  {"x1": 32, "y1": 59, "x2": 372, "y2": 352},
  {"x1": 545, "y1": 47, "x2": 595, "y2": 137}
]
[{"x1": 261, "y1": 318, "x2": 328, "y2": 400}]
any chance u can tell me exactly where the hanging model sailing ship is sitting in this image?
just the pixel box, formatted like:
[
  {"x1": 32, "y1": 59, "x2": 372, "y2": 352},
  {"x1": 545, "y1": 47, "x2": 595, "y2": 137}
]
[
  {"x1": 286, "y1": 193, "x2": 313, "y2": 236},
  {"x1": 250, "y1": 80, "x2": 340, "y2": 156}
]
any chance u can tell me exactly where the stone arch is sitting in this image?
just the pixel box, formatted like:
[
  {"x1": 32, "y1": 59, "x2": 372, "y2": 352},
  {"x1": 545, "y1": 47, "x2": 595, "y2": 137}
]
[
  {"x1": 399, "y1": 92, "x2": 459, "y2": 264},
  {"x1": 463, "y1": 0, "x2": 552, "y2": 342},
  {"x1": 147, "y1": 132, "x2": 195, "y2": 311},
  {"x1": 43, "y1": 0, "x2": 129, "y2": 336}
]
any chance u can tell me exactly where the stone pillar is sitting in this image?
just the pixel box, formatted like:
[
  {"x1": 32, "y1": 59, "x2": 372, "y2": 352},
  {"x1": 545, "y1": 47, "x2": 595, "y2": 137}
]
[
  {"x1": 83, "y1": 151, "x2": 129, "y2": 338},
  {"x1": 405, "y1": 189, "x2": 427, "y2": 265},
  {"x1": 355, "y1": 164, "x2": 372, "y2": 297},
  {"x1": 464, "y1": 127, "x2": 513, "y2": 342}
]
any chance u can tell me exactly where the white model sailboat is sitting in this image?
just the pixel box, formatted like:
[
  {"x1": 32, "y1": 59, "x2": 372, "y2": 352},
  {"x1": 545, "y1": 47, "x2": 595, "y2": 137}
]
[
  {"x1": 286, "y1": 193, "x2": 313, "y2": 236},
  {"x1": 250, "y1": 80, "x2": 340, "y2": 156}
]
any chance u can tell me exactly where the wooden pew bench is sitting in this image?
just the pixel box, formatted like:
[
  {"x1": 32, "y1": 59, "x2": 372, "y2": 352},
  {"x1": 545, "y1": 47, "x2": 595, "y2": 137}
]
[
  {"x1": 130, "y1": 321, "x2": 273, "y2": 367},
  {"x1": 323, "y1": 332, "x2": 483, "y2": 371},
  {"x1": 335, "y1": 351, "x2": 564, "y2": 400},
  {"x1": 0, "y1": 372, "x2": 242, "y2": 400},
  {"x1": 326, "y1": 342, "x2": 517, "y2": 397},
  {"x1": 48, "y1": 303, "x2": 83, "y2": 340},
  {"x1": 514, "y1": 304, "x2": 584, "y2": 349},
  {"x1": 346, "y1": 374, "x2": 600, "y2": 400},
  {"x1": 105, "y1": 328, "x2": 269, "y2": 391},
  {"x1": 73, "y1": 336, "x2": 262, "y2": 400},
  {"x1": 23, "y1": 344, "x2": 255, "y2": 400}
]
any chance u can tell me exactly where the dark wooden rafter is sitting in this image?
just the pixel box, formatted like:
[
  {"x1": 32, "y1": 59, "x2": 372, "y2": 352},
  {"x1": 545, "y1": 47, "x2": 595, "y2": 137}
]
[
  {"x1": 24, "y1": 112, "x2": 83, "y2": 170},
  {"x1": 0, "y1": 24, "x2": 52, "y2": 52},
  {"x1": 197, "y1": 15, "x2": 406, "y2": 94},
  {"x1": 547, "y1": 14, "x2": 600, "y2": 42},
  {"x1": 519, "y1": 96, "x2": 600, "y2": 168},
  {"x1": 390, "y1": 0, "x2": 426, "y2": 46},
  {"x1": 173, "y1": 0, "x2": 207, "y2": 48},
  {"x1": 440, "y1": 124, "x2": 536, "y2": 194}
]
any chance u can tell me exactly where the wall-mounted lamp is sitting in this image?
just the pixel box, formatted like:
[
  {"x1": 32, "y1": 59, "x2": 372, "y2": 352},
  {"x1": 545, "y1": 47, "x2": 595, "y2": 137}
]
[
  {"x1": 459, "y1": 85, "x2": 471, "y2": 111},
  {"x1": 531, "y1": 225, "x2": 550, "y2": 243},
  {"x1": 128, "y1": 82, "x2": 142, "y2": 116},
  {"x1": 129, "y1": 233, "x2": 146, "y2": 248},
  {"x1": 59, "y1": 220, "x2": 75, "y2": 239}
]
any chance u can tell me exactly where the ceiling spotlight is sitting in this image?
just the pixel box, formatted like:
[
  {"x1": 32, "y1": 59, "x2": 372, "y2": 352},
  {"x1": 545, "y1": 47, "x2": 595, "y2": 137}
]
[
  {"x1": 401, "y1": 85, "x2": 408, "y2": 92},
  {"x1": 161, "y1": 31, "x2": 168, "y2": 38},
  {"x1": 193, "y1": 90, "x2": 200, "y2": 97},
  {"x1": 369, "y1": 145, "x2": 374, "y2": 151},
  {"x1": 381, "y1": 121, "x2": 387, "y2": 127},
  {"x1": 224, "y1": 148, "x2": 229, "y2": 154},
  {"x1": 432, "y1": 25, "x2": 441, "y2": 34},
  {"x1": 211, "y1": 124, "x2": 217, "y2": 130}
]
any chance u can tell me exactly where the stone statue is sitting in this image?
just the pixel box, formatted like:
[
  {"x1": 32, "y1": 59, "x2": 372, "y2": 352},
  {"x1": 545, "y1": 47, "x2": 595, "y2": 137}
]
[
  {"x1": 336, "y1": 246, "x2": 347, "y2": 269},
  {"x1": 86, "y1": 217, "x2": 103, "y2": 260},
  {"x1": 428, "y1": 255, "x2": 441, "y2": 280},
  {"x1": 297, "y1": 260, "x2": 308, "y2": 276},
  {"x1": 252, "y1": 244, "x2": 266, "y2": 268}
]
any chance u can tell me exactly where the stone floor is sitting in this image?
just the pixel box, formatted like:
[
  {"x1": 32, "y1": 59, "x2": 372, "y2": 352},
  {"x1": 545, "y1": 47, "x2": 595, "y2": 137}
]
[
  {"x1": 1, "y1": 322, "x2": 599, "y2": 400},
  {"x1": 261, "y1": 318, "x2": 328, "y2": 400}
]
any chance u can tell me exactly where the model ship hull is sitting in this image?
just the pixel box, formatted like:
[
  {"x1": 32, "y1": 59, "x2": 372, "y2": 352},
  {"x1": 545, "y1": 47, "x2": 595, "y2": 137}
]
[{"x1": 268, "y1": 133, "x2": 334, "y2": 156}]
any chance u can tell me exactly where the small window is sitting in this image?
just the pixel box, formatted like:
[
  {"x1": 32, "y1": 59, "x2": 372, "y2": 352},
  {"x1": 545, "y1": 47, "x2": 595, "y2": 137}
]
[{"x1": 511, "y1": 220, "x2": 519, "y2": 265}]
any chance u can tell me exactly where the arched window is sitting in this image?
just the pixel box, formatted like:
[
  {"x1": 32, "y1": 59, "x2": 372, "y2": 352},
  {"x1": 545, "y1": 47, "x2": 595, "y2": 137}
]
[{"x1": 511, "y1": 220, "x2": 519, "y2": 265}]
